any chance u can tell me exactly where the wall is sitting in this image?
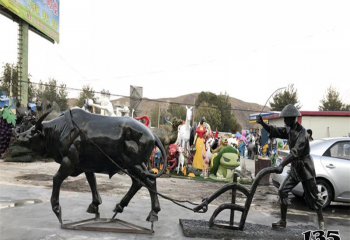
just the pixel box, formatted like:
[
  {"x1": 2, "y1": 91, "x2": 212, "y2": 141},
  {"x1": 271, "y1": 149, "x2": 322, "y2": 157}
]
[
  {"x1": 269, "y1": 116, "x2": 350, "y2": 139},
  {"x1": 301, "y1": 116, "x2": 350, "y2": 139}
]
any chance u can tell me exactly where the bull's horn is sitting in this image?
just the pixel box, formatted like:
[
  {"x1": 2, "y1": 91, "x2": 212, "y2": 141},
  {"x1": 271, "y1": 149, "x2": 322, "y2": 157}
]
[{"x1": 35, "y1": 110, "x2": 52, "y2": 130}]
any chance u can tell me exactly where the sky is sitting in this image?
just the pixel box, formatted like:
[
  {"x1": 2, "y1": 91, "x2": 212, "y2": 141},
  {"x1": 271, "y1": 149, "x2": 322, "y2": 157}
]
[{"x1": 1, "y1": 0, "x2": 350, "y2": 111}]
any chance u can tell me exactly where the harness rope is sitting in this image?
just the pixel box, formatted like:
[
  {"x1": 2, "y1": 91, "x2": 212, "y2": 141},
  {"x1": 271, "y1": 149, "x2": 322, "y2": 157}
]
[{"x1": 68, "y1": 110, "x2": 204, "y2": 212}]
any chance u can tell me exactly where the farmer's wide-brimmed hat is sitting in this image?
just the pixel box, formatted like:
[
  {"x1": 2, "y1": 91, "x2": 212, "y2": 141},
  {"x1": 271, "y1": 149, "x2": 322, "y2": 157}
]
[{"x1": 280, "y1": 104, "x2": 301, "y2": 117}]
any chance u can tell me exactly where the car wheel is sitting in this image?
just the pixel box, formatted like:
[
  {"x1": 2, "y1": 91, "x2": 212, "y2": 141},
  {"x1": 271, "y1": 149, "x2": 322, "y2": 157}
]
[{"x1": 316, "y1": 179, "x2": 333, "y2": 208}]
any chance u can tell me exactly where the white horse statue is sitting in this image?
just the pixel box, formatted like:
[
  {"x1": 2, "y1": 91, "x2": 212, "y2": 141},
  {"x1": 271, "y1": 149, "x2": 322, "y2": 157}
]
[
  {"x1": 175, "y1": 106, "x2": 193, "y2": 171},
  {"x1": 83, "y1": 96, "x2": 116, "y2": 117}
]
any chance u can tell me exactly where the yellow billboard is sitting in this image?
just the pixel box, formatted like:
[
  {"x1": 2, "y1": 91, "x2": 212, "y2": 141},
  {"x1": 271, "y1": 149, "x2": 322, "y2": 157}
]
[{"x1": 0, "y1": 0, "x2": 59, "y2": 43}]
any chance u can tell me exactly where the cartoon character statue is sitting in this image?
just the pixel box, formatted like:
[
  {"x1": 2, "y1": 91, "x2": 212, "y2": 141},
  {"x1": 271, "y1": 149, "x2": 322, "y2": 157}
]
[
  {"x1": 209, "y1": 145, "x2": 240, "y2": 182},
  {"x1": 154, "y1": 148, "x2": 162, "y2": 169},
  {"x1": 167, "y1": 144, "x2": 179, "y2": 172},
  {"x1": 177, "y1": 146, "x2": 186, "y2": 175},
  {"x1": 262, "y1": 143, "x2": 269, "y2": 157},
  {"x1": 192, "y1": 117, "x2": 207, "y2": 171},
  {"x1": 202, "y1": 138, "x2": 214, "y2": 178}
]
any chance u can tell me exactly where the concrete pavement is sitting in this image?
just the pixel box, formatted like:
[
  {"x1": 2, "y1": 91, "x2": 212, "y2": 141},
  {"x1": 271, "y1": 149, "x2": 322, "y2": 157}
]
[{"x1": 0, "y1": 158, "x2": 349, "y2": 240}]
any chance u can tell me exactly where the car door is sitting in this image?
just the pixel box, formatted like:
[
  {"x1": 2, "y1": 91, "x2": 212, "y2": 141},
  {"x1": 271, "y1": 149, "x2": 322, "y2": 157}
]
[{"x1": 320, "y1": 141, "x2": 350, "y2": 200}]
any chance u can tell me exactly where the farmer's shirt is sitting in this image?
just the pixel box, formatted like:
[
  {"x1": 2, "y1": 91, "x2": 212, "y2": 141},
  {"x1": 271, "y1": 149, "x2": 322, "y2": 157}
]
[{"x1": 267, "y1": 122, "x2": 316, "y2": 182}]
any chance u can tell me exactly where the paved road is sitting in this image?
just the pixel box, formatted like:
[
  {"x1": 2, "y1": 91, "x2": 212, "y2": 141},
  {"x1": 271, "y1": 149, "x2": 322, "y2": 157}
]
[{"x1": 0, "y1": 158, "x2": 349, "y2": 240}]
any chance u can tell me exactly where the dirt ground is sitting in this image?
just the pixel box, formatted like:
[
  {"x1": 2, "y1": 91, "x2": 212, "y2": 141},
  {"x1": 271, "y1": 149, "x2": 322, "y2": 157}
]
[{"x1": 0, "y1": 159, "x2": 279, "y2": 211}]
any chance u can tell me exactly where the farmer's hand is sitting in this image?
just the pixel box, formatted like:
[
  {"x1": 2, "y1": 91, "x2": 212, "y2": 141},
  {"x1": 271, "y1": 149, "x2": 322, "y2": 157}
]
[
  {"x1": 256, "y1": 115, "x2": 264, "y2": 125},
  {"x1": 275, "y1": 165, "x2": 284, "y2": 174}
]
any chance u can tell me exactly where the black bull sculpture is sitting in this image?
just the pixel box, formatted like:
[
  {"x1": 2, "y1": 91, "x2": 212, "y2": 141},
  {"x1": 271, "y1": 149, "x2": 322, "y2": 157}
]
[{"x1": 15, "y1": 108, "x2": 167, "y2": 224}]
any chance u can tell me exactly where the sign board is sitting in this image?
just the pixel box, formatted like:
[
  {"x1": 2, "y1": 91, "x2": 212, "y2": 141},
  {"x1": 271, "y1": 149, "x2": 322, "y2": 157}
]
[
  {"x1": 0, "y1": 0, "x2": 59, "y2": 43},
  {"x1": 249, "y1": 112, "x2": 280, "y2": 123},
  {"x1": 129, "y1": 85, "x2": 143, "y2": 116}
]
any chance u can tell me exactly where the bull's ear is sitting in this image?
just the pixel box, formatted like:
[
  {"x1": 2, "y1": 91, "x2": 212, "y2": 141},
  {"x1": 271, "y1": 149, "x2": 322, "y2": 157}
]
[{"x1": 35, "y1": 110, "x2": 52, "y2": 131}]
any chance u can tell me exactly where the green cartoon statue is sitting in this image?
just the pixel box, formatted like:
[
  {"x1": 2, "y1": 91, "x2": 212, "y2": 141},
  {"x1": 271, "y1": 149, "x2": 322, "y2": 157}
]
[{"x1": 209, "y1": 146, "x2": 240, "y2": 182}]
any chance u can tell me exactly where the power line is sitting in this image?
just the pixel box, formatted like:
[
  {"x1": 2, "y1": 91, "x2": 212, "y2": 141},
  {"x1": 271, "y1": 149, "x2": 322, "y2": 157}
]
[{"x1": 10, "y1": 80, "x2": 262, "y2": 113}]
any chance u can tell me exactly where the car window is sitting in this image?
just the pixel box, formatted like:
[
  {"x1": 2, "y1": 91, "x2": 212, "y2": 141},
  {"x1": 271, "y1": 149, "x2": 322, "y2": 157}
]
[{"x1": 325, "y1": 141, "x2": 350, "y2": 160}]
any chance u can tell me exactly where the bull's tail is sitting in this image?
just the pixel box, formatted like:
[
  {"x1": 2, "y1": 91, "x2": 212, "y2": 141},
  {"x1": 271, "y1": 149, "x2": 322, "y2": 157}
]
[
  {"x1": 152, "y1": 134, "x2": 168, "y2": 178},
  {"x1": 141, "y1": 134, "x2": 167, "y2": 179}
]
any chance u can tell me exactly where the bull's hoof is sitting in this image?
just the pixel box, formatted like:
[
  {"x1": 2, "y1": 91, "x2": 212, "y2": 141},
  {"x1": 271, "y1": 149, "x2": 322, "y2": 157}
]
[
  {"x1": 319, "y1": 221, "x2": 325, "y2": 230},
  {"x1": 113, "y1": 204, "x2": 124, "y2": 213},
  {"x1": 87, "y1": 203, "x2": 99, "y2": 214},
  {"x1": 52, "y1": 205, "x2": 62, "y2": 224},
  {"x1": 146, "y1": 211, "x2": 158, "y2": 222}
]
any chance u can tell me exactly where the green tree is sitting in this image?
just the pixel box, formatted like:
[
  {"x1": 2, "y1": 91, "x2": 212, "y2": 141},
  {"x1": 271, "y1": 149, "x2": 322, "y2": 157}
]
[
  {"x1": 150, "y1": 103, "x2": 168, "y2": 127},
  {"x1": 167, "y1": 103, "x2": 186, "y2": 120},
  {"x1": 77, "y1": 85, "x2": 96, "y2": 107},
  {"x1": 149, "y1": 104, "x2": 159, "y2": 127},
  {"x1": 36, "y1": 79, "x2": 68, "y2": 110},
  {"x1": 0, "y1": 63, "x2": 18, "y2": 97},
  {"x1": 57, "y1": 83, "x2": 68, "y2": 110},
  {"x1": 194, "y1": 91, "x2": 241, "y2": 132},
  {"x1": 196, "y1": 91, "x2": 218, "y2": 106},
  {"x1": 269, "y1": 84, "x2": 301, "y2": 111},
  {"x1": 319, "y1": 86, "x2": 349, "y2": 111},
  {"x1": 194, "y1": 102, "x2": 221, "y2": 130},
  {"x1": 0, "y1": 63, "x2": 35, "y2": 104},
  {"x1": 216, "y1": 94, "x2": 240, "y2": 132}
]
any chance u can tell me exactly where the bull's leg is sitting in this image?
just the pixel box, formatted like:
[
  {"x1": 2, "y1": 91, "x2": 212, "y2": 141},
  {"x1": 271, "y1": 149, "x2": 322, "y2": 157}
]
[
  {"x1": 51, "y1": 156, "x2": 75, "y2": 224},
  {"x1": 144, "y1": 177, "x2": 161, "y2": 222},
  {"x1": 113, "y1": 177, "x2": 142, "y2": 215},
  {"x1": 85, "y1": 172, "x2": 102, "y2": 216}
]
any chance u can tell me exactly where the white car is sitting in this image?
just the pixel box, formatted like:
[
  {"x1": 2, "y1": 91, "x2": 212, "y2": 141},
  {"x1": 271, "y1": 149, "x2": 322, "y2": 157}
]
[{"x1": 272, "y1": 137, "x2": 350, "y2": 208}]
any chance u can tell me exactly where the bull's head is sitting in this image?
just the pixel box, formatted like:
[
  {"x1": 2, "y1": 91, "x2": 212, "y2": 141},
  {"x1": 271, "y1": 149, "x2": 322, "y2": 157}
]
[{"x1": 15, "y1": 111, "x2": 51, "y2": 153}]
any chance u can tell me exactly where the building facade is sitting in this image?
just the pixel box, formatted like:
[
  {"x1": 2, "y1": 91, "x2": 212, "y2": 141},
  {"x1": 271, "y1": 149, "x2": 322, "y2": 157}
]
[{"x1": 250, "y1": 111, "x2": 350, "y2": 140}]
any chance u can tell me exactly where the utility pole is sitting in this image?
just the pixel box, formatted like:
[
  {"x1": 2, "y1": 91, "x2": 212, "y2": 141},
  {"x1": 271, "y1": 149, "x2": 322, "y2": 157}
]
[
  {"x1": 9, "y1": 67, "x2": 13, "y2": 107},
  {"x1": 192, "y1": 97, "x2": 196, "y2": 126},
  {"x1": 17, "y1": 21, "x2": 29, "y2": 107},
  {"x1": 157, "y1": 104, "x2": 160, "y2": 128}
]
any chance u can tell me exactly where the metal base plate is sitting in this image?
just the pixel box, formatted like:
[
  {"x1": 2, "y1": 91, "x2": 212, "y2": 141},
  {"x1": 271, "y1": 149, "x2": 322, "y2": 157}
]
[
  {"x1": 179, "y1": 219, "x2": 317, "y2": 240},
  {"x1": 61, "y1": 218, "x2": 153, "y2": 234}
]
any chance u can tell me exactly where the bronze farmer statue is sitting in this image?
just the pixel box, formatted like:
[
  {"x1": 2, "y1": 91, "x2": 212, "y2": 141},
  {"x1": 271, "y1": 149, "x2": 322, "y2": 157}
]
[{"x1": 257, "y1": 104, "x2": 325, "y2": 229}]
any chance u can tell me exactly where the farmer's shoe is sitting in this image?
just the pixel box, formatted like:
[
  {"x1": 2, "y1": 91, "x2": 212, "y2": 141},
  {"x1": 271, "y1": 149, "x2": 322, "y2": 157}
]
[
  {"x1": 318, "y1": 221, "x2": 325, "y2": 230},
  {"x1": 317, "y1": 210, "x2": 325, "y2": 230},
  {"x1": 272, "y1": 204, "x2": 287, "y2": 228},
  {"x1": 272, "y1": 219, "x2": 286, "y2": 228}
]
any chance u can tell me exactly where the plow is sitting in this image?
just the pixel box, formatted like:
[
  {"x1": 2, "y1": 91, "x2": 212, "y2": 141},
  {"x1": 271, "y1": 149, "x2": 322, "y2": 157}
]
[{"x1": 61, "y1": 165, "x2": 280, "y2": 234}]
